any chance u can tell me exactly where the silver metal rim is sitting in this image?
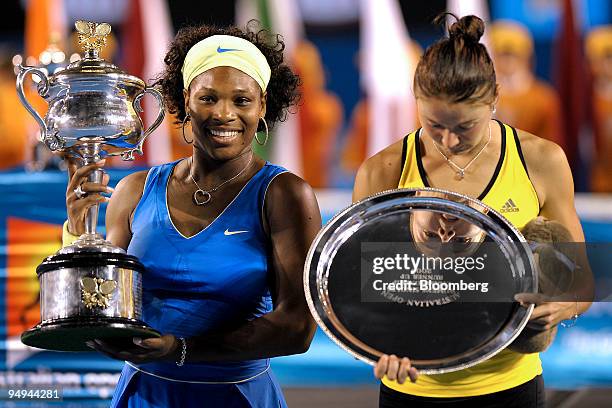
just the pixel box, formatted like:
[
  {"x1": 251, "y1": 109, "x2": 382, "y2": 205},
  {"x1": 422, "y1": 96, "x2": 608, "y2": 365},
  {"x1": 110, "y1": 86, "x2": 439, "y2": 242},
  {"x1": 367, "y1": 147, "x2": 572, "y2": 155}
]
[{"x1": 304, "y1": 187, "x2": 536, "y2": 374}]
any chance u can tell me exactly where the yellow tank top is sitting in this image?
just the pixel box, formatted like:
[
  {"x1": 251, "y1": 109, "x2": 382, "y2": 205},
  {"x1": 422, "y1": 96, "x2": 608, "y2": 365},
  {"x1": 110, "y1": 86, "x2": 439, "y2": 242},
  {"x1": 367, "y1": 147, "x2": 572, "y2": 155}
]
[{"x1": 386, "y1": 120, "x2": 542, "y2": 397}]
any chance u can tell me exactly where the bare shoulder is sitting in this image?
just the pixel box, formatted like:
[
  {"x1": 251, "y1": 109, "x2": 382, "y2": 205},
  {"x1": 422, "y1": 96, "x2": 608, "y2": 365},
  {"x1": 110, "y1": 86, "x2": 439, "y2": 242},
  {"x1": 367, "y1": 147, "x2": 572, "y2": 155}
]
[
  {"x1": 104, "y1": 169, "x2": 149, "y2": 248},
  {"x1": 353, "y1": 138, "x2": 404, "y2": 202},
  {"x1": 112, "y1": 170, "x2": 149, "y2": 203},
  {"x1": 264, "y1": 171, "x2": 321, "y2": 234},
  {"x1": 106, "y1": 170, "x2": 149, "y2": 227},
  {"x1": 514, "y1": 129, "x2": 572, "y2": 205},
  {"x1": 361, "y1": 138, "x2": 405, "y2": 180},
  {"x1": 516, "y1": 129, "x2": 568, "y2": 174},
  {"x1": 265, "y1": 171, "x2": 318, "y2": 209}
]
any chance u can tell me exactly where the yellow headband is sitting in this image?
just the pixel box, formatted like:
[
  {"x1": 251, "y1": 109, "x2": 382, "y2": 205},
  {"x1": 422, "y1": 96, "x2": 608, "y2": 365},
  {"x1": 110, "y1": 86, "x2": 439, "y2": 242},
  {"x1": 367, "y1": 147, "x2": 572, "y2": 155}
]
[{"x1": 182, "y1": 35, "x2": 271, "y2": 92}]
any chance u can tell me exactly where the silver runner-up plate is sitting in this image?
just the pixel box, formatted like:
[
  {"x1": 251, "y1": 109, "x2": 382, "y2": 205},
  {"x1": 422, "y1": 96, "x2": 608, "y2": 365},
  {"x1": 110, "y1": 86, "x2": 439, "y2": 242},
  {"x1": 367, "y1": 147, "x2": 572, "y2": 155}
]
[{"x1": 304, "y1": 188, "x2": 537, "y2": 374}]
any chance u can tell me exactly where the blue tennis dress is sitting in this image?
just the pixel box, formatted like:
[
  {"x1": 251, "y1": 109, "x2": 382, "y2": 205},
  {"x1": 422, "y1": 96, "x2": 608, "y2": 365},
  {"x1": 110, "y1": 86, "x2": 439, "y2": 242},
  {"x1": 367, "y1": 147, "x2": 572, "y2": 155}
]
[{"x1": 110, "y1": 160, "x2": 289, "y2": 408}]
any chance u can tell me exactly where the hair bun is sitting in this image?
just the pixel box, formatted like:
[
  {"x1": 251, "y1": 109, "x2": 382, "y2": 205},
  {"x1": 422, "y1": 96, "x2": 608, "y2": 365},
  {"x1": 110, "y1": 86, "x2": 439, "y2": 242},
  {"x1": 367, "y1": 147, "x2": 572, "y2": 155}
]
[{"x1": 448, "y1": 15, "x2": 485, "y2": 44}]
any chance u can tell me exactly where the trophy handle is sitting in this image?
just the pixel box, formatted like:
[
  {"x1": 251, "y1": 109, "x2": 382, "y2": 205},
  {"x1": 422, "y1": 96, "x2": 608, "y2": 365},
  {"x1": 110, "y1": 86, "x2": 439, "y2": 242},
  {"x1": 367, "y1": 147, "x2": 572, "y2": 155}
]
[
  {"x1": 16, "y1": 65, "x2": 50, "y2": 144},
  {"x1": 125, "y1": 87, "x2": 165, "y2": 160}
]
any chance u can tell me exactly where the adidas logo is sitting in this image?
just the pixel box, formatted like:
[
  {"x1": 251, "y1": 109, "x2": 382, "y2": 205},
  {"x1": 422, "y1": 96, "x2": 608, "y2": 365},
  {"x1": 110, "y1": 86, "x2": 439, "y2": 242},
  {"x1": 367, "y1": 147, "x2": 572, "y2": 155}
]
[{"x1": 500, "y1": 198, "x2": 520, "y2": 213}]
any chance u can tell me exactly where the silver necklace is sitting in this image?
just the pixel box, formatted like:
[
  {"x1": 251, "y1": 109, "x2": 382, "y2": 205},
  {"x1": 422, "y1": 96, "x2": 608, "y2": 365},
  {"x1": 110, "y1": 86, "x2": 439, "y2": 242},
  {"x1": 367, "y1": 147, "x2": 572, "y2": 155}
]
[
  {"x1": 188, "y1": 155, "x2": 253, "y2": 205},
  {"x1": 431, "y1": 124, "x2": 492, "y2": 180}
]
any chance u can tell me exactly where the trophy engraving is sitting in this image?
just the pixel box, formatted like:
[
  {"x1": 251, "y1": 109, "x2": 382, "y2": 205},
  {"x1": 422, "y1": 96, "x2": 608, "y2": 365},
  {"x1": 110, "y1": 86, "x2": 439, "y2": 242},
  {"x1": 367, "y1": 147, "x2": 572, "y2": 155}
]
[{"x1": 81, "y1": 277, "x2": 117, "y2": 310}]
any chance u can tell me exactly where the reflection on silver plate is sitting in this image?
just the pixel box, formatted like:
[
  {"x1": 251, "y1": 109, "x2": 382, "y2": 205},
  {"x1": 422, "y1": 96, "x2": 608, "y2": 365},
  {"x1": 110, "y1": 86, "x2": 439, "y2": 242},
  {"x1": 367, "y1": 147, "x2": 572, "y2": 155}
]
[{"x1": 304, "y1": 188, "x2": 537, "y2": 374}]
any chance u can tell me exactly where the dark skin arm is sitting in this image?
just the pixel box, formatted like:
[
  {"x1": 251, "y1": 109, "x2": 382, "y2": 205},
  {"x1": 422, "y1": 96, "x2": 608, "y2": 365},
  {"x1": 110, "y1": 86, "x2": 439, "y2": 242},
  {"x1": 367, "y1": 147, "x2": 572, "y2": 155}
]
[
  {"x1": 65, "y1": 164, "x2": 176, "y2": 359},
  {"x1": 89, "y1": 171, "x2": 321, "y2": 363},
  {"x1": 181, "y1": 173, "x2": 321, "y2": 361}
]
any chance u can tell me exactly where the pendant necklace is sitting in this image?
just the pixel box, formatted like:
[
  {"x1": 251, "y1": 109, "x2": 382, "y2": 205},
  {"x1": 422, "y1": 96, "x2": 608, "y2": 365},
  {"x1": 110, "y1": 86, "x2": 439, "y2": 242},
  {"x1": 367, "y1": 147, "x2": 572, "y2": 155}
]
[
  {"x1": 188, "y1": 155, "x2": 253, "y2": 205},
  {"x1": 432, "y1": 124, "x2": 492, "y2": 180}
]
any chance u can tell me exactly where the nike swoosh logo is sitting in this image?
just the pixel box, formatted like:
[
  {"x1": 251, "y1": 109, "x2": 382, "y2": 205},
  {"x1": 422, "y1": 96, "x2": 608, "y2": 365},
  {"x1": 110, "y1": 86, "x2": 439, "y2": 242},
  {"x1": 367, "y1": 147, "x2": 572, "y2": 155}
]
[
  {"x1": 217, "y1": 46, "x2": 241, "y2": 53},
  {"x1": 224, "y1": 229, "x2": 249, "y2": 236}
]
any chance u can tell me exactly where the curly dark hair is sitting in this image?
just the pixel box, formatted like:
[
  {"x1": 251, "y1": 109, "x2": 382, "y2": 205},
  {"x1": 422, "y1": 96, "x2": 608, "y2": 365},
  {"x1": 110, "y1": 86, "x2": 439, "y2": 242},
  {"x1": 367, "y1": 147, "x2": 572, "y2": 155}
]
[{"x1": 153, "y1": 21, "x2": 301, "y2": 130}]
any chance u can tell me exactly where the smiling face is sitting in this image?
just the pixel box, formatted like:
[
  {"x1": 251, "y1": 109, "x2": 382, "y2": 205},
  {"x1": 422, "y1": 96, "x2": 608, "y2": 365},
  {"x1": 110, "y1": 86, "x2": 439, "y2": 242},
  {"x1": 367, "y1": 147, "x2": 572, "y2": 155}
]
[
  {"x1": 184, "y1": 66, "x2": 266, "y2": 160},
  {"x1": 417, "y1": 96, "x2": 494, "y2": 156}
]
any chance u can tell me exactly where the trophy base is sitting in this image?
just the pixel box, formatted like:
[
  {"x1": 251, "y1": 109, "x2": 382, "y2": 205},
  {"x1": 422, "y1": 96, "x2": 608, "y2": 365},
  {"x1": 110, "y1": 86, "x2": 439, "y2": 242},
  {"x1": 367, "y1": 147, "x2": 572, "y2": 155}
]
[{"x1": 21, "y1": 317, "x2": 161, "y2": 352}]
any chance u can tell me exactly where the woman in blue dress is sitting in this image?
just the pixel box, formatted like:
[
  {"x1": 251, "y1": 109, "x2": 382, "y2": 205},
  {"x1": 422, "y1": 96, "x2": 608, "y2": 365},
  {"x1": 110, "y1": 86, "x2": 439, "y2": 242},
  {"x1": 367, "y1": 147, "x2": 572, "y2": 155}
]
[{"x1": 63, "y1": 23, "x2": 322, "y2": 407}]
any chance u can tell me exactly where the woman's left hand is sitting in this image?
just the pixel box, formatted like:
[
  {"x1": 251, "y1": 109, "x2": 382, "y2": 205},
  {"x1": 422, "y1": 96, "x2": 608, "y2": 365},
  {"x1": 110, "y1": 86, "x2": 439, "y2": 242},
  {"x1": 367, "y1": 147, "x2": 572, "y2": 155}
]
[
  {"x1": 86, "y1": 334, "x2": 179, "y2": 364},
  {"x1": 515, "y1": 293, "x2": 575, "y2": 331}
]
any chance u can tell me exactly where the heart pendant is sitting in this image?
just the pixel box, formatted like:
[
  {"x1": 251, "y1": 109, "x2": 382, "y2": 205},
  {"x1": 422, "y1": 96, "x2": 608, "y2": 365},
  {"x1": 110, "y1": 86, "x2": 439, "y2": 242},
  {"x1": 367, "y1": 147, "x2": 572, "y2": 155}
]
[
  {"x1": 193, "y1": 189, "x2": 211, "y2": 205},
  {"x1": 455, "y1": 170, "x2": 465, "y2": 180}
]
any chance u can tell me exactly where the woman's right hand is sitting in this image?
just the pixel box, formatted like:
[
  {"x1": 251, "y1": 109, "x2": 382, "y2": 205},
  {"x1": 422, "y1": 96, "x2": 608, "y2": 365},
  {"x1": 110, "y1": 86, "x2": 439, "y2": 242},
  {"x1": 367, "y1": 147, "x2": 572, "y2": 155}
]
[
  {"x1": 374, "y1": 354, "x2": 419, "y2": 384},
  {"x1": 65, "y1": 159, "x2": 113, "y2": 236}
]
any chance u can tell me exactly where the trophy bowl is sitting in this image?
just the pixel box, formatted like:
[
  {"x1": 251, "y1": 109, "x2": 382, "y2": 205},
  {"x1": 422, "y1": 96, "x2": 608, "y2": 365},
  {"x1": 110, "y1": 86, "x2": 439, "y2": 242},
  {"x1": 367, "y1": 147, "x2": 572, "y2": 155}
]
[
  {"x1": 16, "y1": 21, "x2": 163, "y2": 351},
  {"x1": 16, "y1": 21, "x2": 164, "y2": 160},
  {"x1": 304, "y1": 188, "x2": 537, "y2": 374}
]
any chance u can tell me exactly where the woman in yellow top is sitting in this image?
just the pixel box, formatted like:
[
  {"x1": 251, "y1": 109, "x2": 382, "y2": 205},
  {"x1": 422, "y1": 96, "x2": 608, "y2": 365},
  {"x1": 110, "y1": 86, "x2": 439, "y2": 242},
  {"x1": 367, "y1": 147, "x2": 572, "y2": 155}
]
[{"x1": 353, "y1": 14, "x2": 590, "y2": 407}]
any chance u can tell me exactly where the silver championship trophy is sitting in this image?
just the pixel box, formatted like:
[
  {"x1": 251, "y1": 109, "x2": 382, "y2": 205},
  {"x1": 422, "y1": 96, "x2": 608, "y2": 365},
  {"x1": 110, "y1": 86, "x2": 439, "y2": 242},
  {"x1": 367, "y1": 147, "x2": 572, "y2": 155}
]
[
  {"x1": 16, "y1": 21, "x2": 164, "y2": 351},
  {"x1": 305, "y1": 189, "x2": 538, "y2": 374}
]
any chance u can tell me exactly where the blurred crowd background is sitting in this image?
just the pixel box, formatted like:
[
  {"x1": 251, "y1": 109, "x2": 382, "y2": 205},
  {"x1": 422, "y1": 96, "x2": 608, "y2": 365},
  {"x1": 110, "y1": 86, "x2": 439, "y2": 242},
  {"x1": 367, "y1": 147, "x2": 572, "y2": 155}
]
[{"x1": 1, "y1": 0, "x2": 611, "y2": 192}]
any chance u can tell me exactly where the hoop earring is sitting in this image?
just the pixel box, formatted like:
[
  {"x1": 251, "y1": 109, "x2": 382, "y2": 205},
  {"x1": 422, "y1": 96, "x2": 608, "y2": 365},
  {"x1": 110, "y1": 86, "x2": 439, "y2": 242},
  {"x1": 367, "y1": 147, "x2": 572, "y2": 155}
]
[
  {"x1": 182, "y1": 114, "x2": 193, "y2": 144},
  {"x1": 255, "y1": 117, "x2": 269, "y2": 146}
]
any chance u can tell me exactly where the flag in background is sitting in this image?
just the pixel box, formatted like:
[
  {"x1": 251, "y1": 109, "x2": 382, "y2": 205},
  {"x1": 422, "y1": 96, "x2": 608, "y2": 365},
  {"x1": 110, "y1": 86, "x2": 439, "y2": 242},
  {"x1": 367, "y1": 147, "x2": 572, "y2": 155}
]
[
  {"x1": 23, "y1": 0, "x2": 68, "y2": 164},
  {"x1": 140, "y1": 0, "x2": 174, "y2": 166},
  {"x1": 121, "y1": 0, "x2": 145, "y2": 91},
  {"x1": 360, "y1": 0, "x2": 417, "y2": 158},
  {"x1": 235, "y1": 0, "x2": 303, "y2": 177},
  {"x1": 553, "y1": 0, "x2": 587, "y2": 175},
  {"x1": 25, "y1": 0, "x2": 68, "y2": 58},
  {"x1": 121, "y1": 0, "x2": 174, "y2": 167}
]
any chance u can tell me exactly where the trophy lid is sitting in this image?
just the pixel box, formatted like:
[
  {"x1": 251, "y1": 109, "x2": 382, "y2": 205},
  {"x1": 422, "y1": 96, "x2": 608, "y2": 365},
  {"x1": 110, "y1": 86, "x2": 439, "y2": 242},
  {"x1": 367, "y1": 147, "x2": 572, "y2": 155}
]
[{"x1": 52, "y1": 20, "x2": 144, "y2": 87}]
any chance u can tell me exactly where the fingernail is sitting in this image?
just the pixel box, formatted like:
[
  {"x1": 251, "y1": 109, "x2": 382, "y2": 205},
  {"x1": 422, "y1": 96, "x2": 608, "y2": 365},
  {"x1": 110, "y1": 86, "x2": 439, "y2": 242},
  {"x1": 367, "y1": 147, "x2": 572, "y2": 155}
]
[
  {"x1": 410, "y1": 368, "x2": 419, "y2": 382},
  {"x1": 85, "y1": 341, "x2": 95, "y2": 349}
]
